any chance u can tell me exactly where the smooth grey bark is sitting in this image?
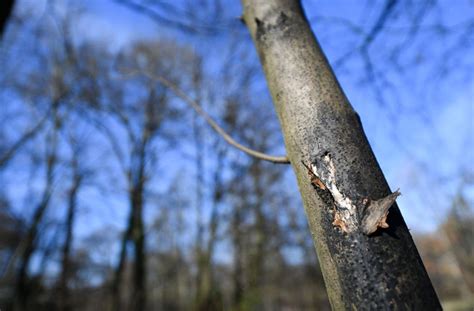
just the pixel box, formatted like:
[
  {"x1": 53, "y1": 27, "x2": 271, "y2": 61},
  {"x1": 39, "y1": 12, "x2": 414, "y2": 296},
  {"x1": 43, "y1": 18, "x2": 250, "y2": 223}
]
[{"x1": 241, "y1": 0, "x2": 441, "y2": 309}]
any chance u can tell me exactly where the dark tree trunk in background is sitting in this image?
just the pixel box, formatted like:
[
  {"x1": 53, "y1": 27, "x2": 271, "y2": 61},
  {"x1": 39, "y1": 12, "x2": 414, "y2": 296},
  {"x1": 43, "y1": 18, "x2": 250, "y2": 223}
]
[
  {"x1": 14, "y1": 106, "x2": 60, "y2": 311},
  {"x1": 58, "y1": 154, "x2": 82, "y2": 311},
  {"x1": 14, "y1": 200, "x2": 51, "y2": 311},
  {"x1": 247, "y1": 159, "x2": 266, "y2": 308},
  {"x1": 193, "y1": 112, "x2": 206, "y2": 310},
  {"x1": 111, "y1": 162, "x2": 147, "y2": 311},
  {"x1": 0, "y1": 0, "x2": 15, "y2": 38},
  {"x1": 111, "y1": 116, "x2": 150, "y2": 311},
  {"x1": 111, "y1": 168, "x2": 146, "y2": 311},
  {"x1": 242, "y1": 0, "x2": 441, "y2": 309},
  {"x1": 194, "y1": 144, "x2": 225, "y2": 311},
  {"x1": 111, "y1": 215, "x2": 132, "y2": 311},
  {"x1": 131, "y1": 178, "x2": 146, "y2": 311},
  {"x1": 231, "y1": 206, "x2": 244, "y2": 310}
]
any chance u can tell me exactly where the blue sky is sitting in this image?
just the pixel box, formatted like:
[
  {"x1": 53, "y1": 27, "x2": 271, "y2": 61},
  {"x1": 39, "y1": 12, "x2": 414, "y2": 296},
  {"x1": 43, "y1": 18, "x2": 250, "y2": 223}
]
[{"x1": 10, "y1": 0, "x2": 474, "y2": 240}]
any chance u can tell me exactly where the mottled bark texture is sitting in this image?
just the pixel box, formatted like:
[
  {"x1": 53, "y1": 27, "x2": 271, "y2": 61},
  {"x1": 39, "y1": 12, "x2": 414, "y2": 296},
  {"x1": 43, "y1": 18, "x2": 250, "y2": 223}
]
[{"x1": 241, "y1": 0, "x2": 441, "y2": 309}]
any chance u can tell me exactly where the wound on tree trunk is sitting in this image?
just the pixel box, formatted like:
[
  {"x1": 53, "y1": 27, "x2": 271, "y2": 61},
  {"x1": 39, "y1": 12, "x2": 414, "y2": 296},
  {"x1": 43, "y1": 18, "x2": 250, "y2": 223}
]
[{"x1": 306, "y1": 152, "x2": 401, "y2": 235}]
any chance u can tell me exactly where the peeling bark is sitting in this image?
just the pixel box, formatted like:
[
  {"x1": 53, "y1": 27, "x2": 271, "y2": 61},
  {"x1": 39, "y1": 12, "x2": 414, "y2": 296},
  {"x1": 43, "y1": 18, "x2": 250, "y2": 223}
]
[
  {"x1": 307, "y1": 153, "x2": 401, "y2": 235},
  {"x1": 309, "y1": 152, "x2": 358, "y2": 233}
]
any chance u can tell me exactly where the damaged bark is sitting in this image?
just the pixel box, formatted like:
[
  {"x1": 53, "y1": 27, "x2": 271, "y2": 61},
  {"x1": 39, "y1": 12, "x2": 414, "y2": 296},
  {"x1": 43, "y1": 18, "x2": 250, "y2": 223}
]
[
  {"x1": 242, "y1": 0, "x2": 441, "y2": 309},
  {"x1": 305, "y1": 153, "x2": 401, "y2": 235}
]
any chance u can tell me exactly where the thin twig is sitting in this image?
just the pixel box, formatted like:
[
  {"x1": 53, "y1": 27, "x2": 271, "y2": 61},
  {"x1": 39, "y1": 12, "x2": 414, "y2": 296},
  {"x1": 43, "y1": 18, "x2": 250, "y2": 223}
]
[
  {"x1": 118, "y1": 70, "x2": 290, "y2": 164},
  {"x1": 114, "y1": 0, "x2": 232, "y2": 36},
  {"x1": 0, "y1": 112, "x2": 49, "y2": 169}
]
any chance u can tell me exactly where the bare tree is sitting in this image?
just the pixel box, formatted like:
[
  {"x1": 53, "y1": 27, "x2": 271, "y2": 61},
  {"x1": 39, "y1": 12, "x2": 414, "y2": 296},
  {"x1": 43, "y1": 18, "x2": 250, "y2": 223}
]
[
  {"x1": 57, "y1": 132, "x2": 87, "y2": 311},
  {"x1": 443, "y1": 188, "x2": 474, "y2": 293},
  {"x1": 76, "y1": 40, "x2": 195, "y2": 310},
  {"x1": 13, "y1": 101, "x2": 61, "y2": 311}
]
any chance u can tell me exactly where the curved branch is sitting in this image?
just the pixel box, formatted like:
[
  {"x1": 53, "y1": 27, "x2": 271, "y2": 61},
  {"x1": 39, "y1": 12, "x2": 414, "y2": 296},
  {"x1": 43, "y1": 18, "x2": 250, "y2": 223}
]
[
  {"x1": 114, "y1": 0, "x2": 232, "y2": 36},
  {"x1": 118, "y1": 70, "x2": 290, "y2": 164},
  {"x1": 0, "y1": 112, "x2": 48, "y2": 169}
]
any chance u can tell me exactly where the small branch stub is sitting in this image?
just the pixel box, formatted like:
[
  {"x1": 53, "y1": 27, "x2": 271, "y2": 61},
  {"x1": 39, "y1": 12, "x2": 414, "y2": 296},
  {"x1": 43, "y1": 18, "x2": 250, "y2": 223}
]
[{"x1": 360, "y1": 190, "x2": 401, "y2": 235}]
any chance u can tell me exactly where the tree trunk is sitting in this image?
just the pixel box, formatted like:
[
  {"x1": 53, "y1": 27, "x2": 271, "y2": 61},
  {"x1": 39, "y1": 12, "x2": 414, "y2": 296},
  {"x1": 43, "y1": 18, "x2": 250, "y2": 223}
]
[
  {"x1": 241, "y1": 0, "x2": 441, "y2": 309},
  {"x1": 247, "y1": 159, "x2": 265, "y2": 308},
  {"x1": 193, "y1": 110, "x2": 206, "y2": 310},
  {"x1": 231, "y1": 205, "x2": 244, "y2": 310},
  {"x1": 58, "y1": 155, "x2": 82, "y2": 311},
  {"x1": 14, "y1": 198, "x2": 51, "y2": 311},
  {"x1": 110, "y1": 85, "x2": 156, "y2": 311},
  {"x1": 111, "y1": 215, "x2": 132, "y2": 311},
  {"x1": 131, "y1": 184, "x2": 146, "y2": 311},
  {"x1": 111, "y1": 179, "x2": 146, "y2": 311},
  {"x1": 195, "y1": 146, "x2": 225, "y2": 311},
  {"x1": 14, "y1": 104, "x2": 59, "y2": 311}
]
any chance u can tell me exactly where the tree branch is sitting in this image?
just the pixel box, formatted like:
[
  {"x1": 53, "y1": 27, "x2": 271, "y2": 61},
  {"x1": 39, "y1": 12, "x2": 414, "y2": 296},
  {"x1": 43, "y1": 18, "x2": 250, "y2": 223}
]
[
  {"x1": 114, "y1": 0, "x2": 231, "y2": 36},
  {"x1": 0, "y1": 113, "x2": 48, "y2": 169},
  {"x1": 118, "y1": 70, "x2": 290, "y2": 164}
]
